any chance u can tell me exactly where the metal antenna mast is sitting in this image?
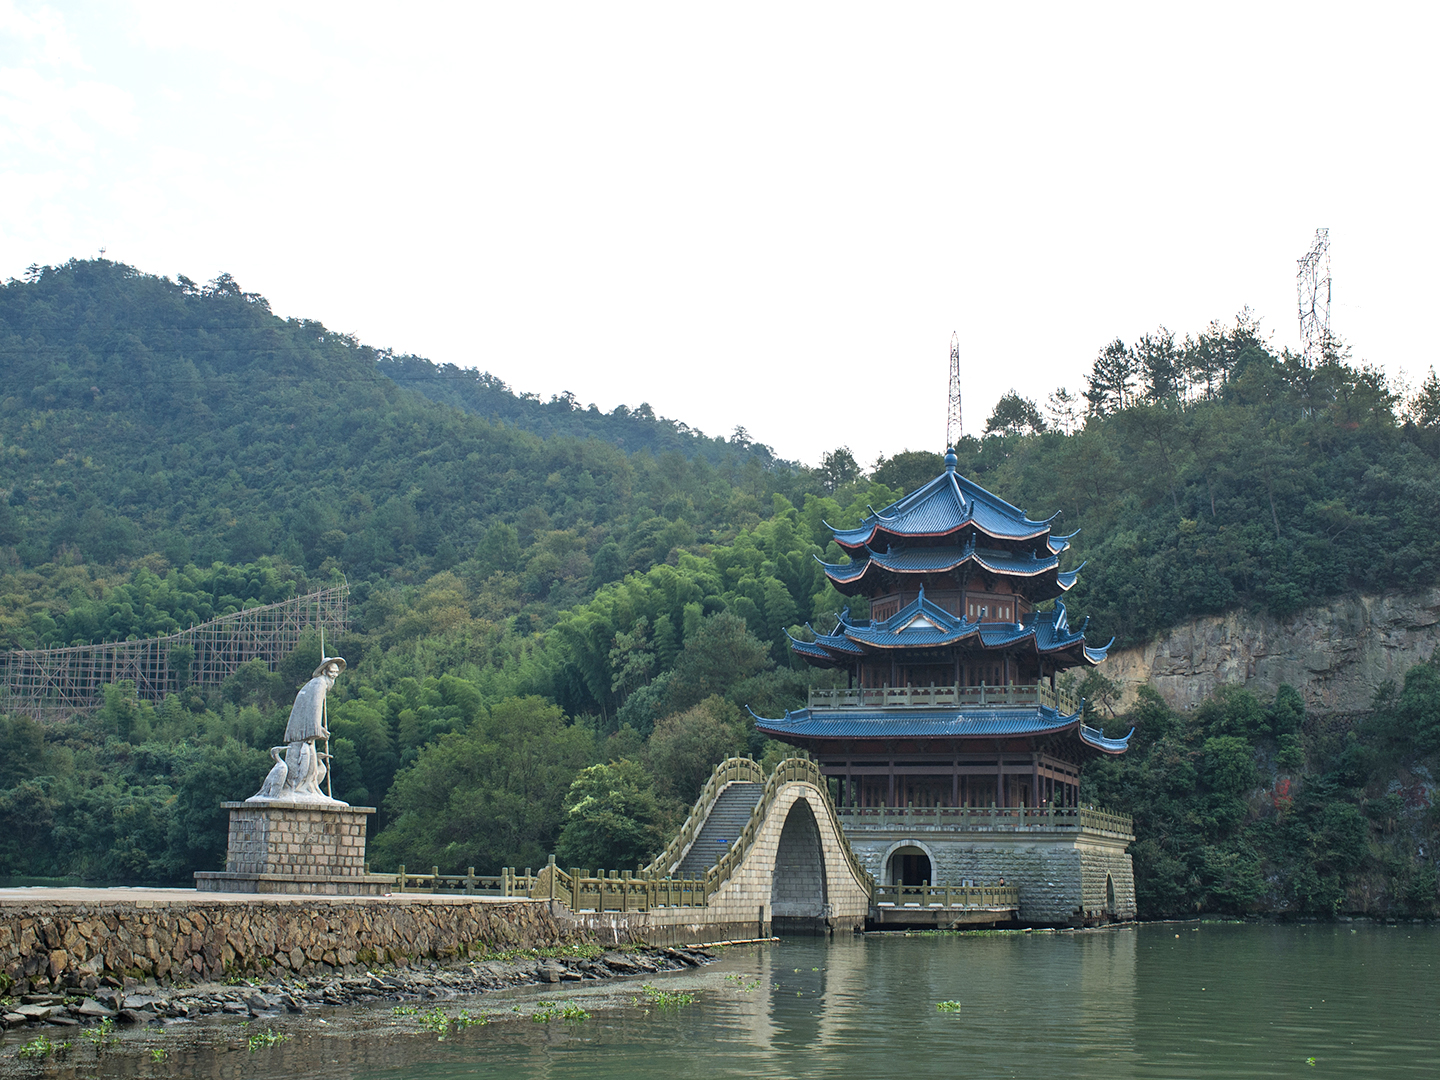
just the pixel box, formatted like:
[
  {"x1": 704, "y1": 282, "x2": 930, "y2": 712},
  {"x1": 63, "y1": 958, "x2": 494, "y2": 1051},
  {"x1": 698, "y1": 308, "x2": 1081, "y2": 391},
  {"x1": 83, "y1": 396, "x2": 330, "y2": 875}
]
[
  {"x1": 1297, "y1": 228, "x2": 1331, "y2": 362},
  {"x1": 945, "y1": 331, "x2": 963, "y2": 448}
]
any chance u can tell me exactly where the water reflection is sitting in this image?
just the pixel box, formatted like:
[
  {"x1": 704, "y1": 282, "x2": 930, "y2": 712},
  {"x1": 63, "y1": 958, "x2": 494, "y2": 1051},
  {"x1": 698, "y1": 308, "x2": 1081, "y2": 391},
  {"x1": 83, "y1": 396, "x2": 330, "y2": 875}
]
[{"x1": 8, "y1": 925, "x2": 1436, "y2": 1080}]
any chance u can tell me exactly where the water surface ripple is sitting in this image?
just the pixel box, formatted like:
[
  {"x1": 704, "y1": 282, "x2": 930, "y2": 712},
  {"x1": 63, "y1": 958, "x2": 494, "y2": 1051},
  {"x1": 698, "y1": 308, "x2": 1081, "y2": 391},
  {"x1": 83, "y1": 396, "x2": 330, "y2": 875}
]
[{"x1": 19, "y1": 923, "x2": 1435, "y2": 1080}]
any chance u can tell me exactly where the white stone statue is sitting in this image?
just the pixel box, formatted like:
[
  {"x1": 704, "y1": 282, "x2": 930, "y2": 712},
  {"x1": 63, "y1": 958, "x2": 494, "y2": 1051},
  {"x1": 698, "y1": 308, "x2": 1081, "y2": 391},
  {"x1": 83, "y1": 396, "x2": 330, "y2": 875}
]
[{"x1": 247, "y1": 657, "x2": 348, "y2": 806}]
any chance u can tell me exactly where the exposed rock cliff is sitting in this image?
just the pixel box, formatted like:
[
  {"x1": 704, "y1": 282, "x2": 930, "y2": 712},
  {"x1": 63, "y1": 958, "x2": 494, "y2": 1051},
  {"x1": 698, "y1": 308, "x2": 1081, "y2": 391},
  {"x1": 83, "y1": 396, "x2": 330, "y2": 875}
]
[{"x1": 1106, "y1": 589, "x2": 1440, "y2": 715}]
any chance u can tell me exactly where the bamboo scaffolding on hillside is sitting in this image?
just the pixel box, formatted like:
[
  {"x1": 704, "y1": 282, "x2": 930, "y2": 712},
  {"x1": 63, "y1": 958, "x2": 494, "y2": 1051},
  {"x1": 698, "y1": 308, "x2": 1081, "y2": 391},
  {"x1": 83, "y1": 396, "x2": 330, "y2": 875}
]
[{"x1": 0, "y1": 585, "x2": 349, "y2": 720}]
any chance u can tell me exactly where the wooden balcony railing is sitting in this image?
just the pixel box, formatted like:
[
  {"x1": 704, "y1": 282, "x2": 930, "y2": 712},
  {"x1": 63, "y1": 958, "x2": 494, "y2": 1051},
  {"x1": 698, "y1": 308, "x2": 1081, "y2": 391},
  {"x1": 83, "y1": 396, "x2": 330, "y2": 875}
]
[
  {"x1": 834, "y1": 804, "x2": 1134, "y2": 837},
  {"x1": 808, "y1": 683, "x2": 1081, "y2": 714}
]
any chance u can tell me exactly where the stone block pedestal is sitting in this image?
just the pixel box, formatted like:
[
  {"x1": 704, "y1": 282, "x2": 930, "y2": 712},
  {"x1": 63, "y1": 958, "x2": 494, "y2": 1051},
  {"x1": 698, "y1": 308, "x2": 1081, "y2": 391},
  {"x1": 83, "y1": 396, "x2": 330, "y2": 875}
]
[{"x1": 195, "y1": 802, "x2": 394, "y2": 895}]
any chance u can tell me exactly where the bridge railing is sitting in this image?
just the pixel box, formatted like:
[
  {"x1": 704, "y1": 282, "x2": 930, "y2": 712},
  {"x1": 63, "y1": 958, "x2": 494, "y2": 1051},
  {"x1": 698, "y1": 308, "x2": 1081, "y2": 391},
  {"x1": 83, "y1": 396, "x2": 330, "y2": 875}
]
[
  {"x1": 873, "y1": 883, "x2": 1019, "y2": 909},
  {"x1": 835, "y1": 804, "x2": 1134, "y2": 837},
  {"x1": 703, "y1": 757, "x2": 876, "y2": 901},
  {"x1": 390, "y1": 865, "x2": 508, "y2": 894},
  {"x1": 644, "y1": 756, "x2": 766, "y2": 877},
  {"x1": 808, "y1": 683, "x2": 1081, "y2": 715},
  {"x1": 528, "y1": 859, "x2": 709, "y2": 911}
]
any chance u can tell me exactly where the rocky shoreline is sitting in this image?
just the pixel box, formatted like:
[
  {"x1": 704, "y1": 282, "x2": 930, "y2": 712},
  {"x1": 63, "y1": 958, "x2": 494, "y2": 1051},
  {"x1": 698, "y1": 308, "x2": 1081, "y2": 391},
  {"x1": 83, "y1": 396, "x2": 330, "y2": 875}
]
[{"x1": 2, "y1": 944, "x2": 714, "y2": 1032}]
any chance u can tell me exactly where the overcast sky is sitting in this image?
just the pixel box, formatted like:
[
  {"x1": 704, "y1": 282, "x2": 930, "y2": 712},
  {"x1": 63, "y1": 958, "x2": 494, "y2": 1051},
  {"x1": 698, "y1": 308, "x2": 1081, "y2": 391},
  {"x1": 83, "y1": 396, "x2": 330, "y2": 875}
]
[{"x1": 2, "y1": 2, "x2": 1435, "y2": 467}]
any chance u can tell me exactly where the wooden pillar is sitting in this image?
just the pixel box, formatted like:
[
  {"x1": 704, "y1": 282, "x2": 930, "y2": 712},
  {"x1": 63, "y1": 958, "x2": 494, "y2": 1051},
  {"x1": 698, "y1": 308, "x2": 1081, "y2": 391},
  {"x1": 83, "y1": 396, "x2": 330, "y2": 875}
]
[
  {"x1": 888, "y1": 764, "x2": 895, "y2": 807},
  {"x1": 996, "y1": 749, "x2": 1005, "y2": 808}
]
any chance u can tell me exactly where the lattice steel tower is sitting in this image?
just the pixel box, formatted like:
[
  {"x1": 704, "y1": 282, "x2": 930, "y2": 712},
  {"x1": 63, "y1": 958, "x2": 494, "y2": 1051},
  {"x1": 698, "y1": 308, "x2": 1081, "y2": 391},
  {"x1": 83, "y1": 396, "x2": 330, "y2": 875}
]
[
  {"x1": 946, "y1": 331, "x2": 963, "y2": 448},
  {"x1": 1297, "y1": 228, "x2": 1331, "y2": 362}
]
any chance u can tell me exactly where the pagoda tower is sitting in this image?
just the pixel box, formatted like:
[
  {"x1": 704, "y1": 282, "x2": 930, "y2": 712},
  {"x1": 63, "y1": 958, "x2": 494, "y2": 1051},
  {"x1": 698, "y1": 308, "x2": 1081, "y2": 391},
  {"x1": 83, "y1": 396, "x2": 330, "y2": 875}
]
[{"x1": 750, "y1": 449, "x2": 1136, "y2": 923}]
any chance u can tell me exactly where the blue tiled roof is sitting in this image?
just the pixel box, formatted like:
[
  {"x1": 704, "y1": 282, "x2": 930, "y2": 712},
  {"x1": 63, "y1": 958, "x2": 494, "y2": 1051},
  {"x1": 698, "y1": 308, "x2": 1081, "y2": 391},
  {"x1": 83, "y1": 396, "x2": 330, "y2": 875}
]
[
  {"x1": 1048, "y1": 530, "x2": 1078, "y2": 555},
  {"x1": 794, "y1": 594, "x2": 1099, "y2": 662},
  {"x1": 748, "y1": 705, "x2": 1132, "y2": 754},
  {"x1": 804, "y1": 455, "x2": 1109, "y2": 676},
  {"x1": 819, "y1": 543, "x2": 1063, "y2": 588},
  {"x1": 831, "y1": 467, "x2": 1057, "y2": 549},
  {"x1": 1080, "y1": 723, "x2": 1134, "y2": 753}
]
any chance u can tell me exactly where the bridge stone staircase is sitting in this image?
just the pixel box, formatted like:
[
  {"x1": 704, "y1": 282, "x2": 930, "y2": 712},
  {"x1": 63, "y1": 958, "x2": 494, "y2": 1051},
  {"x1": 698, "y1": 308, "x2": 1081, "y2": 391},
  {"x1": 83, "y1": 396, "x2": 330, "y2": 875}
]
[{"x1": 675, "y1": 782, "x2": 764, "y2": 877}]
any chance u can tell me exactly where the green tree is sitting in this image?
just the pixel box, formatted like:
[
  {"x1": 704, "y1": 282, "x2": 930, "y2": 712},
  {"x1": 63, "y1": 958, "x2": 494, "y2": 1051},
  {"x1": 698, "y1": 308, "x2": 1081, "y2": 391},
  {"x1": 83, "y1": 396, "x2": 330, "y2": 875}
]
[
  {"x1": 371, "y1": 696, "x2": 595, "y2": 873},
  {"x1": 664, "y1": 612, "x2": 773, "y2": 715},
  {"x1": 646, "y1": 695, "x2": 746, "y2": 805},
  {"x1": 871, "y1": 450, "x2": 944, "y2": 494},
  {"x1": 554, "y1": 760, "x2": 666, "y2": 871},
  {"x1": 817, "y1": 447, "x2": 861, "y2": 493},
  {"x1": 985, "y1": 391, "x2": 1047, "y2": 436}
]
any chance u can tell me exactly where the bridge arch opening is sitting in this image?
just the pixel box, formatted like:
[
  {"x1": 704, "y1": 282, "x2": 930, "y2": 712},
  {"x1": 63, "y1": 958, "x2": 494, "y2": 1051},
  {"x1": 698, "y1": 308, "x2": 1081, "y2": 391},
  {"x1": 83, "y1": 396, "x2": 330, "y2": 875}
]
[
  {"x1": 886, "y1": 845, "x2": 933, "y2": 886},
  {"x1": 1105, "y1": 872, "x2": 1116, "y2": 916},
  {"x1": 770, "y1": 798, "x2": 828, "y2": 933}
]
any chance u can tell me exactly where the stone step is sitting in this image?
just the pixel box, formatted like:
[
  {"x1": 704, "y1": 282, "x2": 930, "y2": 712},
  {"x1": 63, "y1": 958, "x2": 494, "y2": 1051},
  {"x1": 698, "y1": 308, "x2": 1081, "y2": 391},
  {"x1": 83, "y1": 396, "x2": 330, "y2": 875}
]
[{"x1": 676, "y1": 782, "x2": 764, "y2": 877}]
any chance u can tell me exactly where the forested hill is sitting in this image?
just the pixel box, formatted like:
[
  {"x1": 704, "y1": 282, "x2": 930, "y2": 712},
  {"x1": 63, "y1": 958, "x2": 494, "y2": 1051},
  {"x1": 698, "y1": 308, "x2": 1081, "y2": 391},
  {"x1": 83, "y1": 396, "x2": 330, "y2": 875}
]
[
  {"x1": 0, "y1": 259, "x2": 800, "y2": 646},
  {"x1": 376, "y1": 355, "x2": 783, "y2": 466}
]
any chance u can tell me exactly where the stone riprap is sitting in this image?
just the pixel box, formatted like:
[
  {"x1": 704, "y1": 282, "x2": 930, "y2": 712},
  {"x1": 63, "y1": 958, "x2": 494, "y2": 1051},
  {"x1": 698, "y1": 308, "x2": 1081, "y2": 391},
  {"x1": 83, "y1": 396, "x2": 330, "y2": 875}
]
[
  {"x1": 0, "y1": 893, "x2": 615, "y2": 997},
  {"x1": 0, "y1": 945, "x2": 712, "y2": 1030},
  {"x1": 1105, "y1": 587, "x2": 1440, "y2": 715}
]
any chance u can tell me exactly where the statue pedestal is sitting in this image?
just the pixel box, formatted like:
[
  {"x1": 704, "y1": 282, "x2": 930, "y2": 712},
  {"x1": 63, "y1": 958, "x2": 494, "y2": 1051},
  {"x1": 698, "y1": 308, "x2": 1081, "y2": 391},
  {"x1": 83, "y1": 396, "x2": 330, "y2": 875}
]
[{"x1": 195, "y1": 802, "x2": 393, "y2": 895}]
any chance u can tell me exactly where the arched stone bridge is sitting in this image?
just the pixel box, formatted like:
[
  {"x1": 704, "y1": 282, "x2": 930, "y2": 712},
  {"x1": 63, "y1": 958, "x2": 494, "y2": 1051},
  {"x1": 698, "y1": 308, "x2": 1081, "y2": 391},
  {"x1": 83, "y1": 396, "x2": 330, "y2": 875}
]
[{"x1": 531, "y1": 758, "x2": 1018, "y2": 945}]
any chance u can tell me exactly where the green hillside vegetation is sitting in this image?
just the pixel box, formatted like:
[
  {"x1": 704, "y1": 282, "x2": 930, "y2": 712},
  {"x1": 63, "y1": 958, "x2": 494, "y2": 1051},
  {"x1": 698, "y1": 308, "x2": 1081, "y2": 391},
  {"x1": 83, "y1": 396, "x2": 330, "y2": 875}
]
[
  {"x1": 0, "y1": 259, "x2": 807, "y2": 646},
  {"x1": 2, "y1": 261, "x2": 1439, "y2": 916},
  {"x1": 1085, "y1": 669, "x2": 1440, "y2": 918},
  {"x1": 377, "y1": 354, "x2": 785, "y2": 467}
]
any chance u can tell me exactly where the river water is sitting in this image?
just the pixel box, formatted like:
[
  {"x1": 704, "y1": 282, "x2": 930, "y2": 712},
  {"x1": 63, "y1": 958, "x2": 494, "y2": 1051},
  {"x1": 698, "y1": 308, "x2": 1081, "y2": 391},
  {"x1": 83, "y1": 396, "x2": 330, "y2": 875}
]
[{"x1": 6, "y1": 923, "x2": 1437, "y2": 1079}]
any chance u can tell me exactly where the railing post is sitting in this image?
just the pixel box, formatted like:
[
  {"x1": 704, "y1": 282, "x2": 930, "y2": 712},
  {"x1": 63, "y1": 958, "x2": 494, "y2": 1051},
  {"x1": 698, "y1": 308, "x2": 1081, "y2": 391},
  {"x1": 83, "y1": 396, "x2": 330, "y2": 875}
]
[
  {"x1": 466, "y1": 866, "x2": 475, "y2": 895},
  {"x1": 398, "y1": 864, "x2": 405, "y2": 893},
  {"x1": 548, "y1": 855, "x2": 557, "y2": 901}
]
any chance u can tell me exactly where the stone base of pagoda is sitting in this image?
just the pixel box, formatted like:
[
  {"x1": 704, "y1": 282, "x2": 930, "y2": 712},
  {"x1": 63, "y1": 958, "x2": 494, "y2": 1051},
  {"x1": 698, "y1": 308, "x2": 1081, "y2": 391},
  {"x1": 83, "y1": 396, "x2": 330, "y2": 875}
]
[{"x1": 842, "y1": 819, "x2": 1136, "y2": 924}]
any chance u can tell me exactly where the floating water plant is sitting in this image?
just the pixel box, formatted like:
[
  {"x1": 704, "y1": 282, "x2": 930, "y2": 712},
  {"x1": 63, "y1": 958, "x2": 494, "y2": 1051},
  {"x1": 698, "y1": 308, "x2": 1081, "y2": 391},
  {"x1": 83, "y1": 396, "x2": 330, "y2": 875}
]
[
  {"x1": 18, "y1": 1035, "x2": 69, "y2": 1060},
  {"x1": 639, "y1": 984, "x2": 696, "y2": 1009},
  {"x1": 532, "y1": 1001, "x2": 590, "y2": 1022},
  {"x1": 247, "y1": 1029, "x2": 290, "y2": 1052}
]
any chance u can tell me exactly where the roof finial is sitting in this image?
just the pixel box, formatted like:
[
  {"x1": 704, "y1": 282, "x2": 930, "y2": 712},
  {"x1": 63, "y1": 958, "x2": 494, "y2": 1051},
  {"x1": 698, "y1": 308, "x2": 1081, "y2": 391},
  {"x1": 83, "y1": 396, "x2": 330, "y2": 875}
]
[{"x1": 944, "y1": 447, "x2": 957, "y2": 472}]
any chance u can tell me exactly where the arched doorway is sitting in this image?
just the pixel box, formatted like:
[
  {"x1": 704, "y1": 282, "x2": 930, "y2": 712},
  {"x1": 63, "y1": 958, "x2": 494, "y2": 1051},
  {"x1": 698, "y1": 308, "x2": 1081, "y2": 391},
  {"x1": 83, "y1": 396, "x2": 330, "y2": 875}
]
[
  {"x1": 770, "y1": 799, "x2": 828, "y2": 933},
  {"x1": 886, "y1": 845, "x2": 933, "y2": 887},
  {"x1": 1105, "y1": 873, "x2": 1116, "y2": 916}
]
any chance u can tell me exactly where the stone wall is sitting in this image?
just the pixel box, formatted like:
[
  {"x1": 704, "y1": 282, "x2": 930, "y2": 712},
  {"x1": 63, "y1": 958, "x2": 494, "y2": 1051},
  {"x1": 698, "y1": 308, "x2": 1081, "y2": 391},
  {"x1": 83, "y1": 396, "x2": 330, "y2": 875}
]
[
  {"x1": 195, "y1": 804, "x2": 389, "y2": 895},
  {"x1": 0, "y1": 898, "x2": 575, "y2": 996},
  {"x1": 845, "y1": 829, "x2": 1136, "y2": 923},
  {"x1": 1079, "y1": 842, "x2": 1136, "y2": 919},
  {"x1": 1105, "y1": 588, "x2": 1440, "y2": 715}
]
